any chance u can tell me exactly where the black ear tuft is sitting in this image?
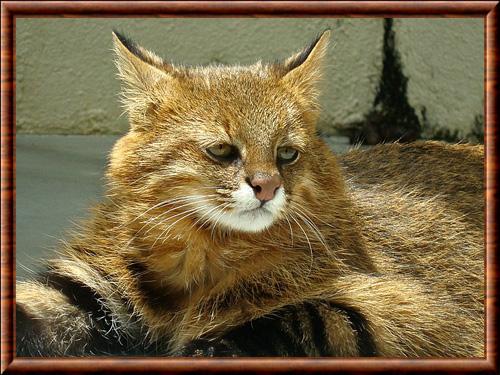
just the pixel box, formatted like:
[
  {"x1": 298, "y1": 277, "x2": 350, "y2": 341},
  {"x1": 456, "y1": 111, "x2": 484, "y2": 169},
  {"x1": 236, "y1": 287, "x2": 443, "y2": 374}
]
[
  {"x1": 112, "y1": 29, "x2": 146, "y2": 61},
  {"x1": 286, "y1": 28, "x2": 331, "y2": 72}
]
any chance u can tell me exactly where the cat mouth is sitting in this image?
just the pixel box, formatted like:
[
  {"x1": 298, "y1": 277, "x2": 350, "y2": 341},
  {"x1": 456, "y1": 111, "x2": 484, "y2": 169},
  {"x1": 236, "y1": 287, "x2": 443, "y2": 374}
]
[
  {"x1": 241, "y1": 204, "x2": 274, "y2": 217},
  {"x1": 196, "y1": 188, "x2": 285, "y2": 233},
  {"x1": 244, "y1": 206, "x2": 268, "y2": 213},
  {"x1": 238, "y1": 206, "x2": 274, "y2": 221}
]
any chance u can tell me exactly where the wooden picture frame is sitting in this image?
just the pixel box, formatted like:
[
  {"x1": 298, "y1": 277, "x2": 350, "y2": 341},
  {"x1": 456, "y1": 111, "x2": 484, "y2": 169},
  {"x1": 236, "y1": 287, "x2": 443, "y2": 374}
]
[{"x1": 1, "y1": 1, "x2": 498, "y2": 373}]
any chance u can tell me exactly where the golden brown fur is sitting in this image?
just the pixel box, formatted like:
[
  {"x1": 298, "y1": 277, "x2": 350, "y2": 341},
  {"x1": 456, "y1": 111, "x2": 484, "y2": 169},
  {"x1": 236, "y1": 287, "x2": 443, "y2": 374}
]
[{"x1": 16, "y1": 31, "x2": 484, "y2": 357}]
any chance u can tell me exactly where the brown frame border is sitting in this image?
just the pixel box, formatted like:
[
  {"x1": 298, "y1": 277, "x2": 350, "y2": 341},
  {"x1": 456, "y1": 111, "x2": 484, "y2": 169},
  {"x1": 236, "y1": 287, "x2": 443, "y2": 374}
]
[{"x1": 1, "y1": 1, "x2": 498, "y2": 373}]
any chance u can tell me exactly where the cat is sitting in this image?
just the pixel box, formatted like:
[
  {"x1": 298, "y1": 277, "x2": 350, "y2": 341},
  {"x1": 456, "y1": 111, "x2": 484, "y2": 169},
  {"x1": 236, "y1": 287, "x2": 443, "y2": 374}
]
[{"x1": 16, "y1": 30, "x2": 484, "y2": 357}]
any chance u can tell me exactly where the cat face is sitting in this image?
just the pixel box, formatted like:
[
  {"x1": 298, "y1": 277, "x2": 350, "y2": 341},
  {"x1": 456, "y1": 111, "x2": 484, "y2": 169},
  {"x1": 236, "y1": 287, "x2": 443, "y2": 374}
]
[{"x1": 109, "y1": 31, "x2": 329, "y2": 234}]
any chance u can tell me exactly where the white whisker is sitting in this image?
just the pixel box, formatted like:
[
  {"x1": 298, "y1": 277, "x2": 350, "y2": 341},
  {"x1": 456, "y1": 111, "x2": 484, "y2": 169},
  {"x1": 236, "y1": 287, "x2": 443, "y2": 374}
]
[
  {"x1": 289, "y1": 213, "x2": 314, "y2": 277},
  {"x1": 142, "y1": 197, "x2": 220, "y2": 236},
  {"x1": 192, "y1": 201, "x2": 229, "y2": 231},
  {"x1": 122, "y1": 194, "x2": 218, "y2": 228},
  {"x1": 210, "y1": 203, "x2": 232, "y2": 240},
  {"x1": 294, "y1": 209, "x2": 330, "y2": 253},
  {"x1": 284, "y1": 215, "x2": 295, "y2": 247},
  {"x1": 154, "y1": 208, "x2": 202, "y2": 247}
]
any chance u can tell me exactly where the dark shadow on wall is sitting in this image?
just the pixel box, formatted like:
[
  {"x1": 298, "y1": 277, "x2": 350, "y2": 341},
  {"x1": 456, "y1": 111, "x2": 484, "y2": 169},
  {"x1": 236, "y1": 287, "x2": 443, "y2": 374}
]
[
  {"x1": 338, "y1": 19, "x2": 484, "y2": 145},
  {"x1": 420, "y1": 110, "x2": 484, "y2": 144},
  {"x1": 340, "y1": 18, "x2": 421, "y2": 145}
]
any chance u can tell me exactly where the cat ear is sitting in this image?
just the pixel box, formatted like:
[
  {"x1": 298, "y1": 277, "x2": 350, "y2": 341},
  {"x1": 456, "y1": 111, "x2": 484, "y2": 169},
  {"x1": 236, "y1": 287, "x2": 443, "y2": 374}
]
[
  {"x1": 112, "y1": 31, "x2": 170, "y2": 92},
  {"x1": 112, "y1": 31, "x2": 173, "y2": 129},
  {"x1": 279, "y1": 30, "x2": 330, "y2": 99}
]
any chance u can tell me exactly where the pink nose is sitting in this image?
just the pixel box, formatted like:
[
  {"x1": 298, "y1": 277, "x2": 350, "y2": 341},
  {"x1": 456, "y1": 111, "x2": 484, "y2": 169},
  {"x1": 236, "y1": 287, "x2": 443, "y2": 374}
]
[{"x1": 248, "y1": 174, "x2": 282, "y2": 202}]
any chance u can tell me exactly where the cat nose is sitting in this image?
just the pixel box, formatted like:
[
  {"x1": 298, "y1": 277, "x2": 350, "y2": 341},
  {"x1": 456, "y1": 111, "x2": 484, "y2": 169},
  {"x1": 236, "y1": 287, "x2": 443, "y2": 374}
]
[{"x1": 247, "y1": 174, "x2": 282, "y2": 202}]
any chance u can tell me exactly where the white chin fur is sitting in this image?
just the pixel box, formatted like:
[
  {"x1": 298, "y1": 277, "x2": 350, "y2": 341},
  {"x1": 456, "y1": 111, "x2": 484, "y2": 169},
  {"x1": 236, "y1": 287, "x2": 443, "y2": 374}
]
[{"x1": 198, "y1": 183, "x2": 286, "y2": 233}]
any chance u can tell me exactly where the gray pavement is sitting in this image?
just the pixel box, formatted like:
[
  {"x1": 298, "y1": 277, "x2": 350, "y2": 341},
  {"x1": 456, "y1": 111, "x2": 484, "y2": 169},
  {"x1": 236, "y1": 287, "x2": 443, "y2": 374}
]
[{"x1": 16, "y1": 134, "x2": 351, "y2": 280}]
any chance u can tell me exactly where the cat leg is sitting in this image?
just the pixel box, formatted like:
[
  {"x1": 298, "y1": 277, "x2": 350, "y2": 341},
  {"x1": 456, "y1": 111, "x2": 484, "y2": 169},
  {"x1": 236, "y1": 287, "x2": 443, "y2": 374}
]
[
  {"x1": 176, "y1": 301, "x2": 364, "y2": 357},
  {"x1": 16, "y1": 277, "x2": 127, "y2": 356}
]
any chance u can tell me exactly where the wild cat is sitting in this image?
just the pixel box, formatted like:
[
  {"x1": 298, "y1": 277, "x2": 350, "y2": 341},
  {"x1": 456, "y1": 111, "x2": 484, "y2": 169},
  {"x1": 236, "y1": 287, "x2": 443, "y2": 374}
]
[{"x1": 16, "y1": 30, "x2": 484, "y2": 357}]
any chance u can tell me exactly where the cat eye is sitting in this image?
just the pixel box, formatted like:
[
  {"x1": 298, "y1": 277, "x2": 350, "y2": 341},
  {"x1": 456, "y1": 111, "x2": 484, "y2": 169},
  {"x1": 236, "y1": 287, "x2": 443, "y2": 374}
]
[
  {"x1": 277, "y1": 147, "x2": 299, "y2": 165},
  {"x1": 206, "y1": 144, "x2": 239, "y2": 163}
]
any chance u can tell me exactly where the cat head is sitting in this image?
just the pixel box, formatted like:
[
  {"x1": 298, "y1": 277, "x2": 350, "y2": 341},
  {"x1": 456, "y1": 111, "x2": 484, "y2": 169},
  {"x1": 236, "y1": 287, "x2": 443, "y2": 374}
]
[{"x1": 108, "y1": 30, "x2": 330, "y2": 234}]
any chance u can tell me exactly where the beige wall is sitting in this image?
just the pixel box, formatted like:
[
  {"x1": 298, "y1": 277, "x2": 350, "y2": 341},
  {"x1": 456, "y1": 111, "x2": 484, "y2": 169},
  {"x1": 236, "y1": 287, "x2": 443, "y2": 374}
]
[
  {"x1": 16, "y1": 18, "x2": 483, "y2": 138},
  {"x1": 396, "y1": 19, "x2": 484, "y2": 138}
]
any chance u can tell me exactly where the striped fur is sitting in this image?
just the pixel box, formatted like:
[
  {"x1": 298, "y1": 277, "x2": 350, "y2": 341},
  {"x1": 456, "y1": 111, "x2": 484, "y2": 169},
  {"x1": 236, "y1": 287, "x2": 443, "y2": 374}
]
[{"x1": 16, "y1": 31, "x2": 484, "y2": 357}]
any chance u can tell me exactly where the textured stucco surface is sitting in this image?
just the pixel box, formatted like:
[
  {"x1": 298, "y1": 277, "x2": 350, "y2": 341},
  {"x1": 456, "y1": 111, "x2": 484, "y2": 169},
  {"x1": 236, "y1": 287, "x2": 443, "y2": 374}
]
[
  {"x1": 16, "y1": 18, "x2": 383, "y2": 135},
  {"x1": 395, "y1": 19, "x2": 484, "y2": 138},
  {"x1": 16, "y1": 18, "x2": 483, "y2": 136}
]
